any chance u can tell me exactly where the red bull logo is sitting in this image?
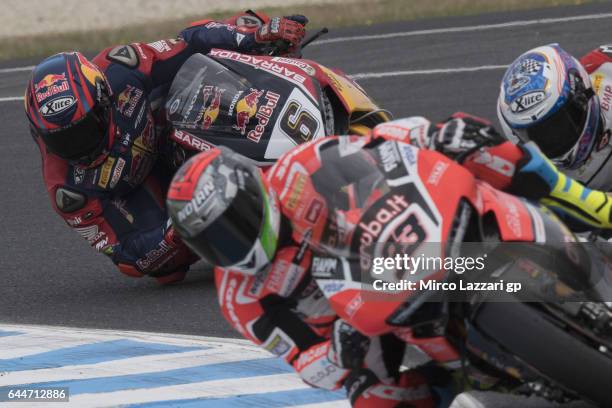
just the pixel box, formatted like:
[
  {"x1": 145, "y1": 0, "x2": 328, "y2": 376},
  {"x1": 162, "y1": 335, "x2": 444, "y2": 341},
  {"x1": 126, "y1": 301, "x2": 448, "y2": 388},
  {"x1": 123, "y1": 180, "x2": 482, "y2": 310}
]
[
  {"x1": 197, "y1": 86, "x2": 224, "y2": 130},
  {"x1": 233, "y1": 88, "x2": 264, "y2": 135},
  {"x1": 34, "y1": 73, "x2": 69, "y2": 103},
  {"x1": 247, "y1": 91, "x2": 281, "y2": 143},
  {"x1": 116, "y1": 85, "x2": 143, "y2": 117}
]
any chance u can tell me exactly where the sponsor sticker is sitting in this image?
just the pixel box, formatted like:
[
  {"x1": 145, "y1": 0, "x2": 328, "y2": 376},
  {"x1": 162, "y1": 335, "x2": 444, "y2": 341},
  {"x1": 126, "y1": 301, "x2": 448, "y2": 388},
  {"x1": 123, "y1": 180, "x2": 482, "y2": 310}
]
[
  {"x1": 379, "y1": 142, "x2": 401, "y2": 172},
  {"x1": 75, "y1": 224, "x2": 107, "y2": 249},
  {"x1": 233, "y1": 88, "x2": 264, "y2": 135},
  {"x1": 169, "y1": 98, "x2": 180, "y2": 114},
  {"x1": 353, "y1": 194, "x2": 412, "y2": 271},
  {"x1": 67, "y1": 216, "x2": 82, "y2": 227},
  {"x1": 247, "y1": 91, "x2": 280, "y2": 143},
  {"x1": 34, "y1": 73, "x2": 69, "y2": 103},
  {"x1": 311, "y1": 256, "x2": 338, "y2": 278},
  {"x1": 344, "y1": 293, "x2": 363, "y2": 317},
  {"x1": 427, "y1": 161, "x2": 449, "y2": 186},
  {"x1": 209, "y1": 50, "x2": 308, "y2": 84},
  {"x1": 147, "y1": 40, "x2": 171, "y2": 53},
  {"x1": 171, "y1": 129, "x2": 214, "y2": 152},
  {"x1": 227, "y1": 90, "x2": 243, "y2": 116},
  {"x1": 263, "y1": 334, "x2": 292, "y2": 356},
  {"x1": 73, "y1": 167, "x2": 85, "y2": 184},
  {"x1": 40, "y1": 96, "x2": 76, "y2": 117},
  {"x1": 176, "y1": 178, "x2": 216, "y2": 222},
  {"x1": 285, "y1": 172, "x2": 307, "y2": 211},
  {"x1": 510, "y1": 91, "x2": 546, "y2": 113},
  {"x1": 196, "y1": 86, "x2": 225, "y2": 130},
  {"x1": 593, "y1": 73, "x2": 604, "y2": 94},
  {"x1": 136, "y1": 240, "x2": 173, "y2": 271},
  {"x1": 98, "y1": 157, "x2": 116, "y2": 188},
  {"x1": 116, "y1": 85, "x2": 143, "y2": 117},
  {"x1": 305, "y1": 199, "x2": 323, "y2": 224},
  {"x1": 271, "y1": 57, "x2": 316, "y2": 76},
  {"x1": 601, "y1": 84, "x2": 612, "y2": 112},
  {"x1": 110, "y1": 158, "x2": 126, "y2": 188}
]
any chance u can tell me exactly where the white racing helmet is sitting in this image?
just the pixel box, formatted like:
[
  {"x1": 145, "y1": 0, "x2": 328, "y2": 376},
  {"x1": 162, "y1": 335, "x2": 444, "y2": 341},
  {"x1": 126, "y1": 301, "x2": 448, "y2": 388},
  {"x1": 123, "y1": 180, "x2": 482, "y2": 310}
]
[{"x1": 497, "y1": 44, "x2": 601, "y2": 168}]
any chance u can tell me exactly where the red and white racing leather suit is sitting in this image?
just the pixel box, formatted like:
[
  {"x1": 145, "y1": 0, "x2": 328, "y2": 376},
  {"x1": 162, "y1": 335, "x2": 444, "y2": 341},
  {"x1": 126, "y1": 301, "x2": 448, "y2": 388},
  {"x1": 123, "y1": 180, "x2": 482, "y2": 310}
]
[
  {"x1": 213, "y1": 117, "x2": 538, "y2": 407},
  {"x1": 215, "y1": 242, "x2": 433, "y2": 407}
]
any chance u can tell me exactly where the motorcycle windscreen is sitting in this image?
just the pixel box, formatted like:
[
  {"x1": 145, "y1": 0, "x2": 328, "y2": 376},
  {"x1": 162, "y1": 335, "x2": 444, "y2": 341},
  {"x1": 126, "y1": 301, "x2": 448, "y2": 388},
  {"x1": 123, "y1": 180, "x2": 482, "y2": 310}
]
[
  {"x1": 166, "y1": 53, "x2": 325, "y2": 162},
  {"x1": 286, "y1": 137, "x2": 447, "y2": 285}
]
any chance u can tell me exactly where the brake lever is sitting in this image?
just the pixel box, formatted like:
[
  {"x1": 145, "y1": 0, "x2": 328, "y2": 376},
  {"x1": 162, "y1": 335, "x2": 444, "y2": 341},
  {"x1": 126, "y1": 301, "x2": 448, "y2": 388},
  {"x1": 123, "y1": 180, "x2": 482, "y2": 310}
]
[
  {"x1": 301, "y1": 27, "x2": 329, "y2": 50},
  {"x1": 267, "y1": 27, "x2": 329, "y2": 56}
]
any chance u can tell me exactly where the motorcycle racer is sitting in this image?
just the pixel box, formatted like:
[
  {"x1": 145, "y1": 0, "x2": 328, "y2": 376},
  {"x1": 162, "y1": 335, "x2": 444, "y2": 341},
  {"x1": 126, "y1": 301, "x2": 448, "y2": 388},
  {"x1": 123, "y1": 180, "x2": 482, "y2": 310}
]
[
  {"x1": 166, "y1": 116, "x2": 612, "y2": 406},
  {"x1": 24, "y1": 11, "x2": 307, "y2": 283},
  {"x1": 497, "y1": 44, "x2": 612, "y2": 191},
  {"x1": 166, "y1": 146, "x2": 435, "y2": 407}
]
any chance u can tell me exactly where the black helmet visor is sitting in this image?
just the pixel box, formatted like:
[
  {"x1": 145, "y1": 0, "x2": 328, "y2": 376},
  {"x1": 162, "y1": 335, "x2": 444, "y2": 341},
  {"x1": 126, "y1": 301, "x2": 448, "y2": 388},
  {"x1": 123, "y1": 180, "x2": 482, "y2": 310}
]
[
  {"x1": 40, "y1": 105, "x2": 109, "y2": 162},
  {"x1": 186, "y1": 168, "x2": 265, "y2": 267}
]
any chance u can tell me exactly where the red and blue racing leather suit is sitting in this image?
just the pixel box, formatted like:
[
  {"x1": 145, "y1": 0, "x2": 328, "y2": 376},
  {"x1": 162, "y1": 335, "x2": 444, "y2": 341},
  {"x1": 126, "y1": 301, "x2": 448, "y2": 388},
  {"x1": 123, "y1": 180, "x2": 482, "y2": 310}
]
[{"x1": 33, "y1": 12, "x2": 283, "y2": 283}]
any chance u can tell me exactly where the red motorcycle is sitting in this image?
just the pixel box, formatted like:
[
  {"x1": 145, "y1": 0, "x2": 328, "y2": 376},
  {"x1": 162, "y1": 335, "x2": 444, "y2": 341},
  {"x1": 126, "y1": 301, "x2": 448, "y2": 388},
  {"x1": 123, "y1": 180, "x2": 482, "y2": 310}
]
[{"x1": 288, "y1": 135, "x2": 612, "y2": 406}]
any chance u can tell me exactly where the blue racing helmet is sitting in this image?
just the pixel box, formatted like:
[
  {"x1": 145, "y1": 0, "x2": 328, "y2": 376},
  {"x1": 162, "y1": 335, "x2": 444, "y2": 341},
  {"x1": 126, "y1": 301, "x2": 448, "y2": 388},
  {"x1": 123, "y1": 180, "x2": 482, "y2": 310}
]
[{"x1": 497, "y1": 44, "x2": 601, "y2": 169}]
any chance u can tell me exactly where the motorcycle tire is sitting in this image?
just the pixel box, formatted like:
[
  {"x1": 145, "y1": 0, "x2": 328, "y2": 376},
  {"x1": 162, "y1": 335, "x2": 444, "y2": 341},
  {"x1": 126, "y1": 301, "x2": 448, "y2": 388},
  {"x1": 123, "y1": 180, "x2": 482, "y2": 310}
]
[{"x1": 472, "y1": 297, "x2": 612, "y2": 406}]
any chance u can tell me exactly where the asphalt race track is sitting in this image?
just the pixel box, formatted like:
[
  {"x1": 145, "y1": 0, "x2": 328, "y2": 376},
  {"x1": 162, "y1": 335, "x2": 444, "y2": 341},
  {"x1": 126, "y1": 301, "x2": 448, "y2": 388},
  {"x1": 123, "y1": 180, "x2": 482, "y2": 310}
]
[{"x1": 1, "y1": 2, "x2": 611, "y2": 344}]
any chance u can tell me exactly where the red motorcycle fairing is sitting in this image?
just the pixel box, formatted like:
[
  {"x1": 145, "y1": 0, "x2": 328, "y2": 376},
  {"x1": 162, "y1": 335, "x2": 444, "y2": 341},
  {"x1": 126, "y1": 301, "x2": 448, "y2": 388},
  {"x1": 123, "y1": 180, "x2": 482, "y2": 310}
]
[
  {"x1": 289, "y1": 138, "x2": 541, "y2": 337},
  {"x1": 473, "y1": 181, "x2": 537, "y2": 243}
]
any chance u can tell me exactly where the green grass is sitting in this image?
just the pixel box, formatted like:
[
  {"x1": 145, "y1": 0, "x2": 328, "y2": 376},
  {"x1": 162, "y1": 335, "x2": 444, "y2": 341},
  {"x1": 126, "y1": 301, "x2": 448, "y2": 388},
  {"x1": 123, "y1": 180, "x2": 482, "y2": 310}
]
[{"x1": 1, "y1": 0, "x2": 596, "y2": 61}]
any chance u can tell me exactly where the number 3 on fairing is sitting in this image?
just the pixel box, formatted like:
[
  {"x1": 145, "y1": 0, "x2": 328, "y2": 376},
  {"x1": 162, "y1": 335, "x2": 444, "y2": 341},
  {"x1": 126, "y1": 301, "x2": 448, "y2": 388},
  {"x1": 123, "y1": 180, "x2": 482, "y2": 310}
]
[{"x1": 280, "y1": 101, "x2": 320, "y2": 145}]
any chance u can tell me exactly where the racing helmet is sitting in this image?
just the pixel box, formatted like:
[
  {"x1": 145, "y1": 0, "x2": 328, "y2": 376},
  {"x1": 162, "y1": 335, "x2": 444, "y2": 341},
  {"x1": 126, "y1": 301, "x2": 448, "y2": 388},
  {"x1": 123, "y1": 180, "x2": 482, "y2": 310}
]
[
  {"x1": 166, "y1": 147, "x2": 281, "y2": 274},
  {"x1": 25, "y1": 52, "x2": 112, "y2": 165},
  {"x1": 497, "y1": 44, "x2": 601, "y2": 168}
]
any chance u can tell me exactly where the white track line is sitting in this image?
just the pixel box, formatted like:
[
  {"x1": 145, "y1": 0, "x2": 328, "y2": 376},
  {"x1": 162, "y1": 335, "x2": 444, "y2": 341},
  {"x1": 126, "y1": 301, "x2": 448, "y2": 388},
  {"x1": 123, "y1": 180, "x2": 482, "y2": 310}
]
[
  {"x1": 0, "y1": 65, "x2": 34, "y2": 74},
  {"x1": 0, "y1": 347, "x2": 269, "y2": 386},
  {"x1": 314, "y1": 12, "x2": 612, "y2": 45},
  {"x1": 0, "y1": 322, "x2": 254, "y2": 348},
  {"x1": 0, "y1": 333, "x2": 97, "y2": 360},
  {"x1": 67, "y1": 373, "x2": 308, "y2": 407},
  {"x1": 350, "y1": 64, "x2": 507, "y2": 80},
  {"x1": 0, "y1": 323, "x2": 257, "y2": 359},
  {"x1": 0, "y1": 96, "x2": 23, "y2": 102}
]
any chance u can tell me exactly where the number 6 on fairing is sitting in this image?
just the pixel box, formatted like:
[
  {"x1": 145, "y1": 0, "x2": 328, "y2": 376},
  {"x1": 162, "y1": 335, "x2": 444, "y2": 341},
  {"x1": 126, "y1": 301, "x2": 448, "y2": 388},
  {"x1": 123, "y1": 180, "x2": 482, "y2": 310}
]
[{"x1": 281, "y1": 101, "x2": 319, "y2": 144}]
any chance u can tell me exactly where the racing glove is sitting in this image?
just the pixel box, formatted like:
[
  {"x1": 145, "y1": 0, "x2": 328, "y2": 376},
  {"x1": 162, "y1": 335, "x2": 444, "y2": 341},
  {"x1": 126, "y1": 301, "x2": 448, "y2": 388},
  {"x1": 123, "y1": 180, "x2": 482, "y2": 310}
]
[
  {"x1": 117, "y1": 224, "x2": 199, "y2": 285},
  {"x1": 510, "y1": 142, "x2": 612, "y2": 231},
  {"x1": 435, "y1": 113, "x2": 504, "y2": 161},
  {"x1": 254, "y1": 15, "x2": 307, "y2": 52}
]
